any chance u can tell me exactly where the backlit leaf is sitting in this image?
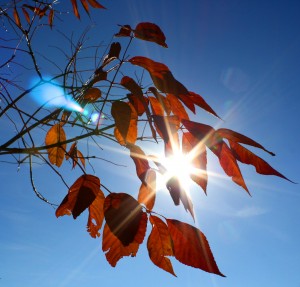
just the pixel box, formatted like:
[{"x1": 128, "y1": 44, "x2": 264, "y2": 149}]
[
  {"x1": 229, "y1": 141, "x2": 292, "y2": 182},
  {"x1": 189, "y1": 91, "x2": 221, "y2": 119},
  {"x1": 147, "y1": 215, "x2": 176, "y2": 276},
  {"x1": 148, "y1": 87, "x2": 171, "y2": 115},
  {"x1": 83, "y1": 87, "x2": 101, "y2": 102},
  {"x1": 127, "y1": 94, "x2": 149, "y2": 116},
  {"x1": 149, "y1": 96, "x2": 164, "y2": 116},
  {"x1": 87, "y1": 0, "x2": 105, "y2": 8},
  {"x1": 13, "y1": 8, "x2": 21, "y2": 28},
  {"x1": 166, "y1": 94, "x2": 189, "y2": 120},
  {"x1": 128, "y1": 56, "x2": 189, "y2": 97},
  {"x1": 111, "y1": 101, "x2": 132, "y2": 141},
  {"x1": 152, "y1": 115, "x2": 180, "y2": 143},
  {"x1": 22, "y1": 8, "x2": 30, "y2": 24},
  {"x1": 87, "y1": 187, "x2": 105, "y2": 238},
  {"x1": 45, "y1": 123, "x2": 66, "y2": 167},
  {"x1": 216, "y1": 128, "x2": 275, "y2": 156},
  {"x1": 127, "y1": 143, "x2": 150, "y2": 183},
  {"x1": 70, "y1": 0, "x2": 80, "y2": 19},
  {"x1": 102, "y1": 223, "x2": 140, "y2": 267},
  {"x1": 167, "y1": 219, "x2": 225, "y2": 277},
  {"x1": 48, "y1": 9, "x2": 54, "y2": 29},
  {"x1": 121, "y1": 76, "x2": 156, "y2": 140},
  {"x1": 104, "y1": 193, "x2": 146, "y2": 246},
  {"x1": 182, "y1": 132, "x2": 208, "y2": 193},
  {"x1": 114, "y1": 102, "x2": 137, "y2": 145},
  {"x1": 80, "y1": 0, "x2": 90, "y2": 14},
  {"x1": 56, "y1": 174, "x2": 100, "y2": 219},
  {"x1": 102, "y1": 42, "x2": 121, "y2": 67},
  {"x1": 138, "y1": 169, "x2": 156, "y2": 210},
  {"x1": 134, "y1": 22, "x2": 168, "y2": 48}
]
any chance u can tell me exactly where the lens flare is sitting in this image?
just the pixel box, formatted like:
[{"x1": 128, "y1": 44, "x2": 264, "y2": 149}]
[{"x1": 30, "y1": 78, "x2": 83, "y2": 112}]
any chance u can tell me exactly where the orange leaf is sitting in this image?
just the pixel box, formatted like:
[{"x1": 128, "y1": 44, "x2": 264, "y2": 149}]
[
  {"x1": 70, "y1": 0, "x2": 80, "y2": 19},
  {"x1": 45, "y1": 123, "x2": 66, "y2": 167},
  {"x1": 80, "y1": 0, "x2": 90, "y2": 14},
  {"x1": 129, "y1": 56, "x2": 189, "y2": 97},
  {"x1": 121, "y1": 76, "x2": 156, "y2": 140},
  {"x1": 167, "y1": 219, "x2": 225, "y2": 277},
  {"x1": 166, "y1": 177, "x2": 194, "y2": 219},
  {"x1": 87, "y1": 188, "x2": 105, "y2": 238},
  {"x1": 189, "y1": 91, "x2": 221, "y2": 119},
  {"x1": 83, "y1": 87, "x2": 101, "y2": 102},
  {"x1": 77, "y1": 149, "x2": 86, "y2": 169},
  {"x1": 87, "y1": 0, "x2": 105, "y2": 8},
  {"x1": 102, "y1": 223, "x2": 140, "y2": 267},
  {"x1": 127, "y1": 143, "x2": 150, "y2": 183},
  {"x1": 229, "y1": 141, "x2": 292, "y2": 182},
  {"x1": 56, "y1": 174, "x2": 100, "y2": 219},
  {"x1": 216, "y1": 128, "x2": 275, "y2": 156},
  {"x1": 166, "y1": 94, "x2": 189, "y2": 121},
  {"x1": 114, "y1": 102, "x2": 137, "y2": 145},
  {"x1": 147, "y1": 215, "x2": 176, "y2": 276},
  {"x1": 134, "y1": 22, "x2": 168, "y2": 48},
  {"x1": 148, "y1": 87, "x2": 171, "y2": 115},
  {"x1": 127, "y1": 94, "x2": 149, "y2": 116},
  {"x1": 13, "y1": 8, "x2": 21, "y2": 28},
  {"x1": 152, "y1": 115, "x2": 180, "y2": 143},
  {"x1": 138, "y1": 169, "x2": 156, "y2": 210},
  {"x1": 149, "y1": 96, "x2": 164, "y2": 116},
  {"x1": 48, "y1": 9, "x2": 54, "y2": 29},
  {"x1": 111, "y1": 101, "x2": 132, "y2": 141},
  {"x1": 214, "y1": 141, "x2": 249, "y2": 193},
  {"x1": 182, "y1": 132, "x2": 208, "y2": 193},
  {"x1": 104, "y1": 193, "x2": 147, "y2": 246},
  {"x1": 22, "y1": 8, "x2": 30, "y2": 24}
]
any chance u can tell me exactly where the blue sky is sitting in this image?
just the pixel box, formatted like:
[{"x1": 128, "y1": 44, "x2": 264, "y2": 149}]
[{"x1": 1, "y1": 0, "x2": 300, "y2": 286}]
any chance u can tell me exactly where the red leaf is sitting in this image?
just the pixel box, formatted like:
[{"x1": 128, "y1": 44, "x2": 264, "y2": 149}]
[
  {"x1": 13, "y1": 8, "x2": 21, "y2": 28},
  {"x1": 127, "y1": 143, "x2": 150, "y2": 183},
  {"x1": 229, "y1": 141, "x2": 292, "y2": 182},
  {"x1": 147, "y1": 215, "x2": 176, "y2": 276},
  {"x1": 115, "y1": 24, "x2": 132, "y2": 37},
  {"x1": 189, "y1": 91, "x2": 221, "y2": 119},
  {"x1": 167, "y1": 219, "x2": 225, "y2": 277},
  {"x1": 111, "y1": 101, "x2": 132, "y2": 141},
  {"x1": 104, "y1": 193, "x2": 147, "y2": 246},
  {"x1": 80, "y1": 0, "x2": 90, "y2": 14},
  {"x1": 214, "y1": 141, "x2": 249, "y2": 193},
  {"x1": 152, "y1": 115, "x2": 180, "y2": 143},
  {"x1": 83, "y1": 87, "x2": 101, "y2": 102},
  {"x1": 56, "y1": 174, "x2": 100, "y2": 219},
  {"x1": 102, "y1": 223, "x2": 140, "y2": 267},
  {"x1": 134, "y1": 22, "x2": 168, "y2": 48},
  {"x1": 148, "y1": 87, "x2": 171, "y2": 115},
  {"x1": 70, "y1": 0, "x2": 80, "y2": 19},
  {"x1": 128, "y1": 56, "x2": 189, "y2": 96},
  {"x1": 87, "y1": 0, "x2": 105, "y2": 8},
  {"x1": 48, "y1": 9, "x2": 54, "y2": 29},
  {"x1": 182, "y1": 132, "x2": 208, "y2": 193},
  {"x1": 138, "y1": 169, "x2": 156, "y2": 210},
  {"x1": 102, "y1": 42, "x2": 121, "y2": 67},
  {"x1": 149, "y1": 96, "x2": 164, "y2": 116},
  {"x1": 127, "y1": 94, "x2": 149, "y2": 116},
  {"x1": 166, "y1": 94, "x2": 190, "y2": 121},
  {"x1": 216, "y1": 128, "x2": 275, "y2": 156},
  {"x1": 121, "y1": 76, "x2": 156, "y2": 140},
  {"x1": 22, "y1": 8, "x2": 31, "y2": 24}
]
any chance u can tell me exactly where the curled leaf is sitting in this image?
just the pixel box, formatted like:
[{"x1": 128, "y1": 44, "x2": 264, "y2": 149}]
[
  {"x1": 56, "y1": 174, "x2": 100, "y2": 219},
  {"x1": 115, "y1": 24, "x2": 132, "y2": 37},
  {"x1": 83, "y1": 87, "x2": 101, "y2": 102}
]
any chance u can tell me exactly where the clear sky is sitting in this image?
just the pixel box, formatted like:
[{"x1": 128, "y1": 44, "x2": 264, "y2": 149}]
[{"x1": 1, "y1": 1, "x2": 300, "y2": 287}]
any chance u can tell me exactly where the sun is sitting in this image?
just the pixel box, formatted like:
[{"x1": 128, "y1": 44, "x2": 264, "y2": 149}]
[{"x1": 158, "y1": 151, "x2": 195, "y2": 192}]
